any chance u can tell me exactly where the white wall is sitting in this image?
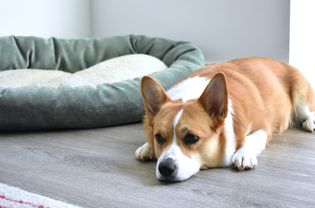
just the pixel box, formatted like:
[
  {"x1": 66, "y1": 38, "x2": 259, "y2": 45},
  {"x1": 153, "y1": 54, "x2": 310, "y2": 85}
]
[
  {"x1": 91, "y1": 0, "x2": 290, "y2": 62},
  {"x1": 290, "y1": 0, "x2": 315, "y2": 86},
  {"x1": 0, "y1": 0, "x2": 91, "y2": 38},
  {"x1": 0, "y1": 0, "x2": 290, "y2": 62}
]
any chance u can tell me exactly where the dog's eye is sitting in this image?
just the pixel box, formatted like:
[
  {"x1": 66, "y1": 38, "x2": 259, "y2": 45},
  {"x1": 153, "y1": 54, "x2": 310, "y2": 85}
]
[
  {"x1": 183, "y1": 133, "x2": 199, "y2": 145},
  {"x1": 155, "y1": 133, "x2": 166, "y2": 145}
]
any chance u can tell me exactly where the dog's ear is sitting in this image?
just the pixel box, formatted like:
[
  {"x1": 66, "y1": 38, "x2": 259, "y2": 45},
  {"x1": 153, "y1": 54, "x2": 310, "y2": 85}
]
[
  {"x1": 141, "y1": 76, "x2": 169, "y2": 115},
  {"x1": 198, "y1": 73, "x2": 228, "y2": 126}
]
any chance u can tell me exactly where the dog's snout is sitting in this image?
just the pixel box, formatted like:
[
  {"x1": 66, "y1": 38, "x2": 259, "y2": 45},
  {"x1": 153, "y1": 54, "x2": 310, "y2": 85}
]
[{"x1": 158, "y1": 158, "x2": 177, "y2": 177}]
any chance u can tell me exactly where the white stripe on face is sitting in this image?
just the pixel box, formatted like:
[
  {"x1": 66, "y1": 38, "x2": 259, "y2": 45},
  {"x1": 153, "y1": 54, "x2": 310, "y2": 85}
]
[
  {"x1": 172, "y1": 108, "x2": 183, "y2": 144},
  {"x1": 156, "y1": 108, "x2": 201, "y2": 182}
]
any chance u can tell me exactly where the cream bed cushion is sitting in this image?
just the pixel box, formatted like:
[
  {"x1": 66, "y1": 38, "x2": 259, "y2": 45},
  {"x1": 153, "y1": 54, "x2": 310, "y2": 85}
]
[{"x1": 0, "y1": 54, "x2": 167, "y2": 88}]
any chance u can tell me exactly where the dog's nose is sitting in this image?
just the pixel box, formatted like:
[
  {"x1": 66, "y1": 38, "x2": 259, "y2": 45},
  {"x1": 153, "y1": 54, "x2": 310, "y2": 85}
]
[{"x1": 158, "y1": 158, "x2": 177, "y2": 177}]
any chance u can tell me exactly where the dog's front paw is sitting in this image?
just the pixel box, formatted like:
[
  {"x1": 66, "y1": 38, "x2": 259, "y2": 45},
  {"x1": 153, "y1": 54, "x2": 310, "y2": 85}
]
[
  {"x1": 303, "y1": 113, "x2": 315, "y2": 132},
  {"x1": 135, "y1": 142, "x2": 155, "y2": 161},
  {"x1": 231, "y1": 148, "x2": 257, "y2": 171}
]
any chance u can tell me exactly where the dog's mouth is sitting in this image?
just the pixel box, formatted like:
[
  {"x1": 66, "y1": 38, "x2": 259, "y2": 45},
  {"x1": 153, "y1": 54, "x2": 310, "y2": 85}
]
[
  {"x1": 156, "y1": 170, "x2": 193, "y2": 183},
  {"x1": 158, "y1": 176, "x2": 184, "y2": 183}
]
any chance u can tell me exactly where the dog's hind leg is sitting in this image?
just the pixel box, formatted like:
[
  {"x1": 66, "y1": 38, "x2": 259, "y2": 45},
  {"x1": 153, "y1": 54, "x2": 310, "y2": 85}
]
[
  {"x1": 296, "y1": 105, "x2": 315, "y2": 132},
  {"x1": 290, "y1": 67, "x2": 315, "y2": 132},
  {"x1": 302, "y1": 112, "x2": 315, "y2": 132}
]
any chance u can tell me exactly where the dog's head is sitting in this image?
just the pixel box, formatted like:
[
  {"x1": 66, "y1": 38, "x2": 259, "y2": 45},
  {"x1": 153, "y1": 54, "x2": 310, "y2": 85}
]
[{"x1": 141, "y1": 73, "x2": 229, "y2": 182}]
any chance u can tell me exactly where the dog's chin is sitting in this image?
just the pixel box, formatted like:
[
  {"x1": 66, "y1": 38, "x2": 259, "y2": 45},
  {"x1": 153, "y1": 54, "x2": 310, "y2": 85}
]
[
  {"x1": 157, "y1": 175, "x2": 190, "y2": 183},
  {"x1": 156, "y1": 171, "x2": 196, "y2": 183}
]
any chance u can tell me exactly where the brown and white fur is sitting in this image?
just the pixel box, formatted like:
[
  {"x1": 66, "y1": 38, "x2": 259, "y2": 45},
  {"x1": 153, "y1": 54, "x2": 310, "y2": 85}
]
[{"x1": 135, "y1": 57, "x2": 315, "y2": 182}]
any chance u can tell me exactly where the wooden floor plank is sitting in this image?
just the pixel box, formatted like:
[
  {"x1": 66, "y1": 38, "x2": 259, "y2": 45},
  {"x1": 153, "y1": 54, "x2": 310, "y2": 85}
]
[{"x1": 0, "y1": 124, "x2": 314, "y2": 208}]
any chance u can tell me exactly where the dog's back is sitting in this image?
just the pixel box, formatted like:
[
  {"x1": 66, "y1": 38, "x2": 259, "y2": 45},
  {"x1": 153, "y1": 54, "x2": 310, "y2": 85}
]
[{"x1": 192, "y1": 57, "x2": 315, "y2": 137}]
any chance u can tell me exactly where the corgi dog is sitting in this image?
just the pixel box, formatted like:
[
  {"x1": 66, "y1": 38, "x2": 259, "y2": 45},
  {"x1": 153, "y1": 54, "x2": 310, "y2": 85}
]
[{"x1": 135, "y1": 57, "x2": 315, "y2": 182}]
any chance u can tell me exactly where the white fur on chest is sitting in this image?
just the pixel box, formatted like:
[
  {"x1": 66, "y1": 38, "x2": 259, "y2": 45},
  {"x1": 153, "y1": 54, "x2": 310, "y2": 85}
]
[{"x1": 166, "y1": 76, "x2": 210, "y2": 102}]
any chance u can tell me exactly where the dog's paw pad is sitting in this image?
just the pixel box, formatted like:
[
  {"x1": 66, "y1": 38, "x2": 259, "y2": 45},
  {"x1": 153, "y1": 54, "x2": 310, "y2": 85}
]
[
  {"x1": 302, "y1": 115, "x2": 315, "y2": 132},
  {"x1": 135, "y1": 142, "x2": 155, "y2": 161},
  {"x1": 231, "y1": 148, "x2": 257, "y2": 171}
]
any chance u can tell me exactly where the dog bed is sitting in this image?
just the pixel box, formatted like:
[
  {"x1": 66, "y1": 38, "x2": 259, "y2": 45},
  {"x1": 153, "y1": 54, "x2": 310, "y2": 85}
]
[{"x1": 0, "y1": 35, "x2": 204, "y2": 130}]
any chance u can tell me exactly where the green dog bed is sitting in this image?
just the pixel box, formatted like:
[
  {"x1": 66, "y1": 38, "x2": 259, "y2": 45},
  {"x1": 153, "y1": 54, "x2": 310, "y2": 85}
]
[{"x1": 0, "y1": 35, "x2": 204, "y2": 130}]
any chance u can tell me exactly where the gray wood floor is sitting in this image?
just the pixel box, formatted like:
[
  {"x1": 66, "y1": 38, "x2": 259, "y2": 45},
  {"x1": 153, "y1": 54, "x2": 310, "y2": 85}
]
[{"x1": 0, "y1": 124, "x2": 314, "y2": 208}]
